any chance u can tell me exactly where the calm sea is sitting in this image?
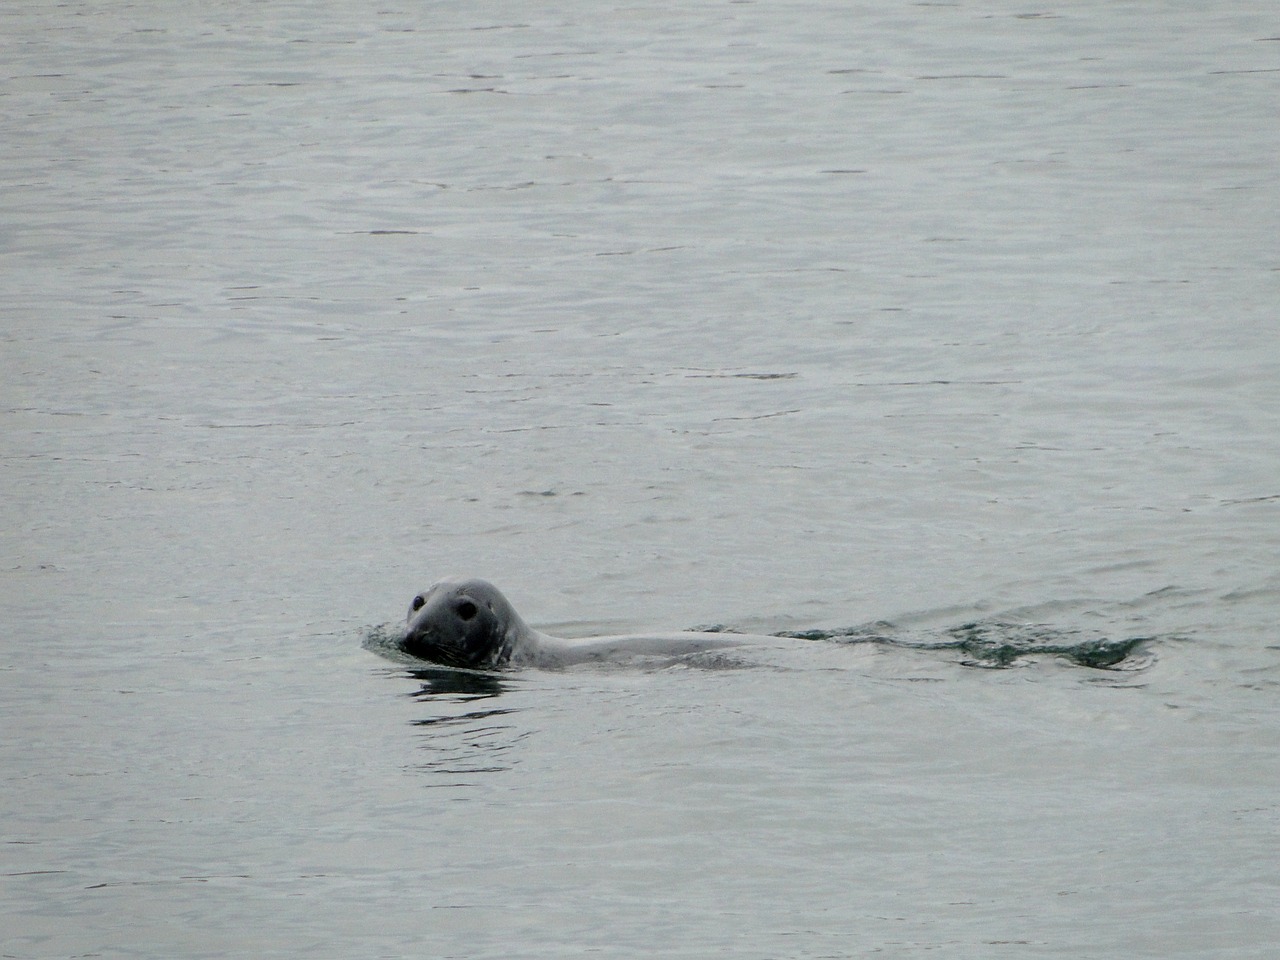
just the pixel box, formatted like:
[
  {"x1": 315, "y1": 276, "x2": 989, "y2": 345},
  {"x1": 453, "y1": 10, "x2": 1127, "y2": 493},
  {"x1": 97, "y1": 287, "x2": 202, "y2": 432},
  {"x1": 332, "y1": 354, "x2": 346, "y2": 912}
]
[{"x1": 3, "y1": 1, "x2": 1277, "y2": 957}]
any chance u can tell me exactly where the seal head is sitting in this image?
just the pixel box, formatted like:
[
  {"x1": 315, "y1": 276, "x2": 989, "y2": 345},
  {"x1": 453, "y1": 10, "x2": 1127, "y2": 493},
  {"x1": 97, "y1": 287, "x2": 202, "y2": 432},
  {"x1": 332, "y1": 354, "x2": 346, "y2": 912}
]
[{"x1": 401, "y1": 577, "x2": 534, "y2": 668}]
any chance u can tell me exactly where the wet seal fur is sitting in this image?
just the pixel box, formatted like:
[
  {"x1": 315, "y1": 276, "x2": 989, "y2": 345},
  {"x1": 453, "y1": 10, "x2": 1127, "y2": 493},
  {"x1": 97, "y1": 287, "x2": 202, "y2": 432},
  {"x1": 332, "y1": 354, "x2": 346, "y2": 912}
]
[{"x1": 401, "y1": 577, "x2": 746, "y2": 669}]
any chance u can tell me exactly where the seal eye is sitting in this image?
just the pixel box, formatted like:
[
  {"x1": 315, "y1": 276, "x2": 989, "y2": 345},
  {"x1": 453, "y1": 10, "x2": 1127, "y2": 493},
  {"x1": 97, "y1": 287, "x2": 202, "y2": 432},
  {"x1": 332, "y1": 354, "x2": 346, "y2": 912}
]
[
  {"x1": 456, "y1": 600, "x2": 478, "y2": 621},
  {"x1": 411, "y1": 595, "x2": 425, "y2": 612}
]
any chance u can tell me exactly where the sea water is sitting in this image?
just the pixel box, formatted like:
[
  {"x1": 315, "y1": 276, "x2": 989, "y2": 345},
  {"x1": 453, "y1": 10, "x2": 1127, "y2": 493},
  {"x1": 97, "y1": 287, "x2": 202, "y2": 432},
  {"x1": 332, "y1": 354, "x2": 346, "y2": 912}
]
[{"x1": 3, "y1": 1, "x2": 1278, "y2": 957}]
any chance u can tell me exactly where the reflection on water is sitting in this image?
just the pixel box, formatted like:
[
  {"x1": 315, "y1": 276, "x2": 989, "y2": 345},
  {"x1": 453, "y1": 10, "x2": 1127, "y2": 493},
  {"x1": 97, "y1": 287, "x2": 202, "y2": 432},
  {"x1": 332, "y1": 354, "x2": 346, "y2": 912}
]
[
  {"x1": 400, "y1": 667, "x2": 527, "y2": 779},
  {"x1": 408, "y1": 666, "x2": 511, "y2": 700}
]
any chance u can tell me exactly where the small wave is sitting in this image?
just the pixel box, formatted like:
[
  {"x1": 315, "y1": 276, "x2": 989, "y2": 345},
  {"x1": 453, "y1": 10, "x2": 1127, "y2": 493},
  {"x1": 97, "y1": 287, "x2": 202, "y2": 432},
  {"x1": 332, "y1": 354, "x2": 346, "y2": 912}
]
[
  {"x1": 360, "y1": 622, "x2": 417, "y2": 663},
  {"x1": 777, "y1": 618, "x2": 1154, "y2": 670}
]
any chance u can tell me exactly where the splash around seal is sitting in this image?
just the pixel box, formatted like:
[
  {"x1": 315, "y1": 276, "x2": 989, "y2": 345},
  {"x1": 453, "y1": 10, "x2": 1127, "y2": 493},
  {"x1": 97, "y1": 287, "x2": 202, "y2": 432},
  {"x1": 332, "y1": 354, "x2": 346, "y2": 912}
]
[{"x1": 399, "y1": 577, "x2": 749, "y2": 670}]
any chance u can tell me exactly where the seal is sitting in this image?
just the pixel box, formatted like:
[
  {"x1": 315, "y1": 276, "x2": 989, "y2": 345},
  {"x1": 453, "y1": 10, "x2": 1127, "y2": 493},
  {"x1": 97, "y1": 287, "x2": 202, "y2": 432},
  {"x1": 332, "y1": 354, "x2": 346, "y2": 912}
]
[{"x1": 400, "y1": 577, "x2": 748, "y2": 669}]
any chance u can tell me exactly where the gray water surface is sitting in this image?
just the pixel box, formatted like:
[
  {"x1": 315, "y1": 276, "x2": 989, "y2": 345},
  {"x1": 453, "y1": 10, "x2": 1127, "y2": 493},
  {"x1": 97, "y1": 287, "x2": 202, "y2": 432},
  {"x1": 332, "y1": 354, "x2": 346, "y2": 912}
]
[{"x1": 3, "y1": 1, "x2": 1279, "y2": 957}]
